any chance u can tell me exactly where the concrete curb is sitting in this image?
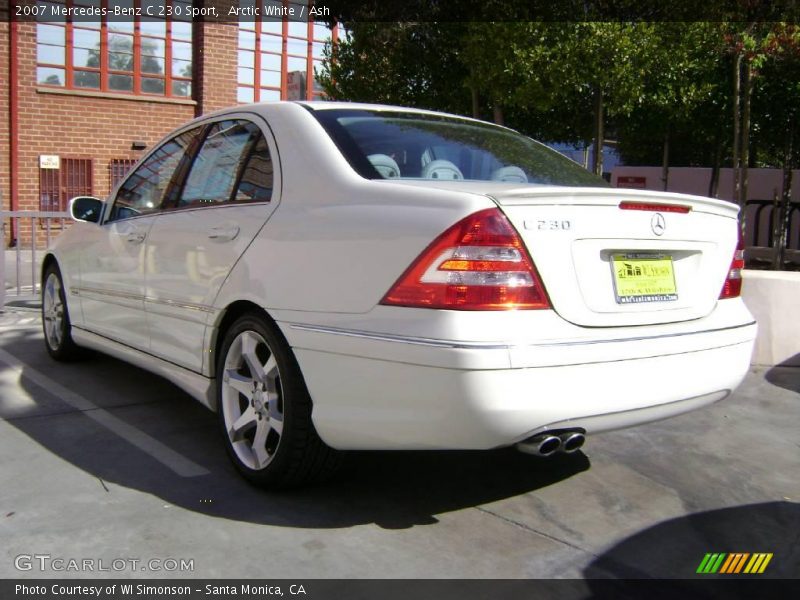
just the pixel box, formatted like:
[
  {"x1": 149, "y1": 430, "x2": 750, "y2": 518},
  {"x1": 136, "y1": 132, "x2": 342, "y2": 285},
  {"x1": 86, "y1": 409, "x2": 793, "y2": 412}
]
[{"x1": 742, "y1": 269, "x2": 800, "y2": 367}]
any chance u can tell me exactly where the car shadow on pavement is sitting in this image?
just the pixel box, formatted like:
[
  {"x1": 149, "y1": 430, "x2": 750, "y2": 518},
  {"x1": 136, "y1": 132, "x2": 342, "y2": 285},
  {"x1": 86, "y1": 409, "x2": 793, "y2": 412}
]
[
  {"x1": 1, "y1": 326, "x2": 590, "y2": 530},
  {"x1": 765, "y1": 357, "x2": 800, "y2": 395},
  {"x1": 584, "y1": 501, "x2": 800, "y2": 583}
]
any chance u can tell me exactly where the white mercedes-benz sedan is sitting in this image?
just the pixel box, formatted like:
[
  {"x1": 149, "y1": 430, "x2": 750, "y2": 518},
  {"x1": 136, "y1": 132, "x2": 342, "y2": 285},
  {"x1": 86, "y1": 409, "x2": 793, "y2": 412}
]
[{"x1": 42, "y1": 102, "x2": 757, "y2": 488}]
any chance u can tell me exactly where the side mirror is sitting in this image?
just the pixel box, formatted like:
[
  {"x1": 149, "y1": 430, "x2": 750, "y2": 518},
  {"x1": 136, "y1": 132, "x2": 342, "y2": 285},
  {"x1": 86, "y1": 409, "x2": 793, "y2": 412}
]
[{"x1": 69, "y1": 196, "x2": 104, "y2": 224}]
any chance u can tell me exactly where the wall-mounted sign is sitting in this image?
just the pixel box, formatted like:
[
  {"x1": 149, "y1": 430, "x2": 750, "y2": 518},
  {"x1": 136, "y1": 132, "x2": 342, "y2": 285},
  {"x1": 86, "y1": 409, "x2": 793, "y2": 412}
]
[
  {"x1": 40, "y1": 155, "x2": 60, "y2": 169},
  {"x1": 617, "y1": 175, "x2": 647, "y2": 189}
]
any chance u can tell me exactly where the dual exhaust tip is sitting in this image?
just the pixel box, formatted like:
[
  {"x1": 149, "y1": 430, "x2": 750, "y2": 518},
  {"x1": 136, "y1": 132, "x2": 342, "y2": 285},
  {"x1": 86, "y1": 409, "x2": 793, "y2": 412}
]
[{"x1": 516, "y1": 430, "x2": 585, "y2": 457}]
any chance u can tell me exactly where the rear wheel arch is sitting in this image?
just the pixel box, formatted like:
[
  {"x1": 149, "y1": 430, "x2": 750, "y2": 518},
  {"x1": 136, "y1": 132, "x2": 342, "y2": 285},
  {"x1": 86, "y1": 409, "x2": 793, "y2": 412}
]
[
  {"x1": 213, "y1": 305, "x2": 341, "y2": 487},
  {"x1": 211, "y1": 301, "x2": 290, "y2": 396}
]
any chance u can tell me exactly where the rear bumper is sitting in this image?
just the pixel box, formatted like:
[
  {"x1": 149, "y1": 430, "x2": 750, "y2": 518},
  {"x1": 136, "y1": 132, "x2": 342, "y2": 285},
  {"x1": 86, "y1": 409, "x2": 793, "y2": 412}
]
[{"x1": 280, "y1": 302, "x2": 756, "y2": 450}]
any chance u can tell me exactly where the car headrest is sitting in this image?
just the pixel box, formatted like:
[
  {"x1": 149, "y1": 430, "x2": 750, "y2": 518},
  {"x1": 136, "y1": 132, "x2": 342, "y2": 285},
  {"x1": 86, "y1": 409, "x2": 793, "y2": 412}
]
[
  {"x1": 491, "y1": 166, "x2": 528, "y2": 183},
  {"x1": 421, "y1": 159, "x2": 463, "y2": 180},
  {"x1": 367, "y1": 154, "x2": 401, "y2": 179}
]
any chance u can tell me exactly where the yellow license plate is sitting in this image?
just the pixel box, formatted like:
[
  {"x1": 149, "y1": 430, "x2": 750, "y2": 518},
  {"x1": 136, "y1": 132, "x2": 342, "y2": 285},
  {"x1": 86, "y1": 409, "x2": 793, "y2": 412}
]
[{"x1": 611, "y1": 253, "x2": 678, "y2": 304}]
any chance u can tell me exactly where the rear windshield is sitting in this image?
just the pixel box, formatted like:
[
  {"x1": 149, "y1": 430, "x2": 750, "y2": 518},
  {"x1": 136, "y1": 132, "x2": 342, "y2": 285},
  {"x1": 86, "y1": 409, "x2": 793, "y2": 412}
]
[{"x1": 311, "y1": 108, "x2": 607, "y2": 187}]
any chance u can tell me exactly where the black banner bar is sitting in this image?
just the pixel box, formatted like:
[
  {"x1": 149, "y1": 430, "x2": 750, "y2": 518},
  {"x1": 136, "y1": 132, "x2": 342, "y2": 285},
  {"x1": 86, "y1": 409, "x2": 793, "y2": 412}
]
[
  {"x1": 3, "y1": 579, "x2": 800, "y2": 600},
  {"x1": 5, "y1": 0, "x2": 800, "y2": 23}
]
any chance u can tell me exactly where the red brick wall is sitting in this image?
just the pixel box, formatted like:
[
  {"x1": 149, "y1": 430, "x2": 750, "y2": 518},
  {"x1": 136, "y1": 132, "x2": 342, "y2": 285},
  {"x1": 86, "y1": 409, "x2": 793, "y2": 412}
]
[
  {"x1": 195, "y1": 18, "x2": 239, "y2": 114},
  {"x1": 3, "y1": 13, "x2": 240, "y2": 248},
  {"x1": 15, "y1": 21, "x2": 195, "y2": 207},
  {"x1": 0, "y1": 7, "x2": 10, "y2": 221}
]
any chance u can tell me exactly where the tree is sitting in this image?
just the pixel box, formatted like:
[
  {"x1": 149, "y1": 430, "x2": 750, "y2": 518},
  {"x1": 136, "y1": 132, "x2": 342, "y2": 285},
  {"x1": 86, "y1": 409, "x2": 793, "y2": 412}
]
[
  {"x1": 459, "y1": 22, "x2": 535, "y2": 124},
  {"x1": 723, "y1": 22, "x2": 777, "y2": 209},
  {"x1": 750, "y1": 24, "x2": 800, "y2": 267},
  {"x1": 615, "y1": 23, "x2": 723, "y2": 188},
  {"x1": 459, "y1": 22, "x2": 662, "y2": 171},
  {"x1": 318, "y1": 22, "x2": 470, "y2": 116},
  {"x1": 617, "y1": 68, "x2": 735, "y2": 196},
  {"x1": 317, "y1": 20, "x2": 800, "y2": 196}
]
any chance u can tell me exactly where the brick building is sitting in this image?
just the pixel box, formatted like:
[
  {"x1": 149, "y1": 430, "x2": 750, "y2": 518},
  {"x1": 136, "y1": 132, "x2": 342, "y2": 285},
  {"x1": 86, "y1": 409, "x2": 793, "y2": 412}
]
[{"x1": 1, "y1": 0, "x2": 339, "y2": 246}]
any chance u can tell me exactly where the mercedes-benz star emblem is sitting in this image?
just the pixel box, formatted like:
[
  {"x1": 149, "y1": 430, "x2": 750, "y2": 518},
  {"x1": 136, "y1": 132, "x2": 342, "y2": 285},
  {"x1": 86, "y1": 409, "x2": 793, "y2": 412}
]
[{"x1": 651, "y1": 213, "x2": 666, "y2": 236}]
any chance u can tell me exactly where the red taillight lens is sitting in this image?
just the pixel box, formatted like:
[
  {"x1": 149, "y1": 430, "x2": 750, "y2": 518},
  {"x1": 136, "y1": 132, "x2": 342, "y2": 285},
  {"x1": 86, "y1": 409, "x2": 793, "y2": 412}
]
[
  {"x1": 719, "y1": 231, "x2": 745, "y2": 299},
  {"x1": 380, "y1": 208, "x2": 550, "y2": 310}
]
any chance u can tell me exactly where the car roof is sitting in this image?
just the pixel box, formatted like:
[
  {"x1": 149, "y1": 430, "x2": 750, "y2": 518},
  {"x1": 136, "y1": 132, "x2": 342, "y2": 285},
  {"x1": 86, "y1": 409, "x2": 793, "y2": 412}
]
[
  {"x1": 294, "y1": 100, "x2": 444, "y2": 115},
  {"x1": 178, "y1": 101, "x2": 520, "y2": 137},
  {"x1": 292, "y1": 101, "x2": 520, "y2": 133}
]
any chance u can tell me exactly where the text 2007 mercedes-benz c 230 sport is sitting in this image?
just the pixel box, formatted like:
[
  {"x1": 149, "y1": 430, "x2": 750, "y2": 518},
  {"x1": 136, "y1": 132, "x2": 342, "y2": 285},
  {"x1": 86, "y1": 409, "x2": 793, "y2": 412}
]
[{"x1": 42, "y1": 102, "x2": 757, "y2": 488}]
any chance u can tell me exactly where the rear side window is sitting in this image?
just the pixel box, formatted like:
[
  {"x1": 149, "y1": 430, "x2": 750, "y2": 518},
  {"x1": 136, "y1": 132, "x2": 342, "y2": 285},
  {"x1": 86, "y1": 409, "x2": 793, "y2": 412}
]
[
  {"x1": 110, "y1": 127, "x2": 201, "y2": 221},
  {"x1": 234, "y1": 135, "x2": 273, "y2": 203},
  {"x1": 178, "y1": 120, "x2": 272, "y2": 208}
]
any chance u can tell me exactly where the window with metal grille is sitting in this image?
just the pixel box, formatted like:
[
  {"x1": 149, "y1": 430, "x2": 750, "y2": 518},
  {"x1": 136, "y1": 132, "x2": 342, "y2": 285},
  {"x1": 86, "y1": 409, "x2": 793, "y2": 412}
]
[
  {"x1": 36, "y1": 0, "x2": 193, "y2": 99},
  {"x1": 110, "y1": 158, "x2": 138, "y2": 191},
  {"x1": 39, "y1": 158, "x2": 93, "y2": 212}
]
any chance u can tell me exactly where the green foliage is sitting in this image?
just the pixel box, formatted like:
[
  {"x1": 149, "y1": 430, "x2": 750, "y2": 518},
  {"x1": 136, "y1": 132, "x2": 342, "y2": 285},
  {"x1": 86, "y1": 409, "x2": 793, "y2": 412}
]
[
  {"x1": 617, "y1": 22, "x2": 730, "y2": 166},
  {"x1": 318, "y1": 23, "x2": 470, "y2": 115},
  {"x1": 317, "y1": 21, "x2": 800, "y2": 169},
  {"x1": 749, "y1": 24, "x2": 800, "y2": 168}
]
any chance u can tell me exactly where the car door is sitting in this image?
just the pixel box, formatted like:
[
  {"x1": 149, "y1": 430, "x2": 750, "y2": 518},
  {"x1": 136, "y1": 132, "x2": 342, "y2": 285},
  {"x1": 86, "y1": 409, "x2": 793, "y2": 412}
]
[
  {"x1": 77, "y1": 126, "x2": 203, "y2": 350},
  {"x1": 144, "y1": 115, "x2": 280, "y2": 372}
]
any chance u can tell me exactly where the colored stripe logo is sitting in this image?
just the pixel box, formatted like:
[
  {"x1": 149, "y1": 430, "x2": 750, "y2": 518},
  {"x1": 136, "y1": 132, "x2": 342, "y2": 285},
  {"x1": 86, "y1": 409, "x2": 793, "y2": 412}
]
[{"x1": 696, "y1": 553, "x2": 773, "y2": 574}]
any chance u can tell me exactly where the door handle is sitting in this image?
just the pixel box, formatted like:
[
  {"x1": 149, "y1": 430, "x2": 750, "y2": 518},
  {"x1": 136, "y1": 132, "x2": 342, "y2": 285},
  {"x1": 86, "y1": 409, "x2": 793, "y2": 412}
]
[
  {"x1": 126, "y1": 230, "x2": 146, "y2": 244},
  {"x1": 207, "y1": 224, "x2": 240, "y2": 242}
]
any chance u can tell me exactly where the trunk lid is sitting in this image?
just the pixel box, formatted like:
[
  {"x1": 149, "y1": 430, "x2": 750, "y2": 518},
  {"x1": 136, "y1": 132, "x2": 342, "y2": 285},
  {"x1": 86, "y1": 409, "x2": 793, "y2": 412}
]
[{"x1": 489, "y1": 186, "x2": 739, "y2": 327}]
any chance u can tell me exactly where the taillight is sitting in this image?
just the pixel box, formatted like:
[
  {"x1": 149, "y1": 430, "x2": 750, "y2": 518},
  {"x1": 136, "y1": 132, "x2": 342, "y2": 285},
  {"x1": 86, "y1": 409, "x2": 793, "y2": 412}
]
[
  {"x1": 719, "y1": 232, "x2": 745, "y2": 299},
  {"x1": 380, "y1": 208, "x2": 550, "y2": 310}
]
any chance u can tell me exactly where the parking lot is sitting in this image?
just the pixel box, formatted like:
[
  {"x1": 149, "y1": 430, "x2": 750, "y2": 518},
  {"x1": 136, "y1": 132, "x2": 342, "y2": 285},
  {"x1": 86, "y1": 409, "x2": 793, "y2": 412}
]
[{"x1": 0, "y1": 306, "x2": 798, "y2": 581}]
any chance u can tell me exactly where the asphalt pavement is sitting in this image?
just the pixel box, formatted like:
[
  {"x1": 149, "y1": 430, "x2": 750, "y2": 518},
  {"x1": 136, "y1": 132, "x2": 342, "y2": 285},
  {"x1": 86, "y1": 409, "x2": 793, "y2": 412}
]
[{"x1": 0, "y1": 307, "x2": 798, "y2": 581}]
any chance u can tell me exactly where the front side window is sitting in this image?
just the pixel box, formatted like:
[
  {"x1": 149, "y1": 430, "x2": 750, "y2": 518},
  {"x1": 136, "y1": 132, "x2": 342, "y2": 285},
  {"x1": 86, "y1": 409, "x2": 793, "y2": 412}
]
[
  {"x1": 109, "y1": 127, "x2": 200, "y2": 221},
  {"x1": 178, "y1": 120, "x2": 272, "y2": 207},
  {"x1": 312, "y1": 109, "x2": 608, "y2": 187},
  {"x1": 36, "y1": 0, "x2": 193, "y2": 98}
]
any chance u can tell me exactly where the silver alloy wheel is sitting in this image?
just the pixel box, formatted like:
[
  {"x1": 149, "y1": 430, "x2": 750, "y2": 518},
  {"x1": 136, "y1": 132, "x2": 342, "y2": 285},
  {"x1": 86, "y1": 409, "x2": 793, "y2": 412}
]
[
  {"x1": 43, "y1": 272, "x2": 64, "y2": 350},
  {"x1": 220, "y1": 330, "x2": 285, "y2": 470}
]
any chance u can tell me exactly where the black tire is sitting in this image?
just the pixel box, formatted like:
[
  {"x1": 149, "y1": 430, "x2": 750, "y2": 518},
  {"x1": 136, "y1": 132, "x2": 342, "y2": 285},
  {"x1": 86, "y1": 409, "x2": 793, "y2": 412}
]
[
  {"x1": 216, "y1": 312, "x2": 341, "y2": 489},
  {"x1": 41, "y1": 263, "x2": 84, "y2": 361}
]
